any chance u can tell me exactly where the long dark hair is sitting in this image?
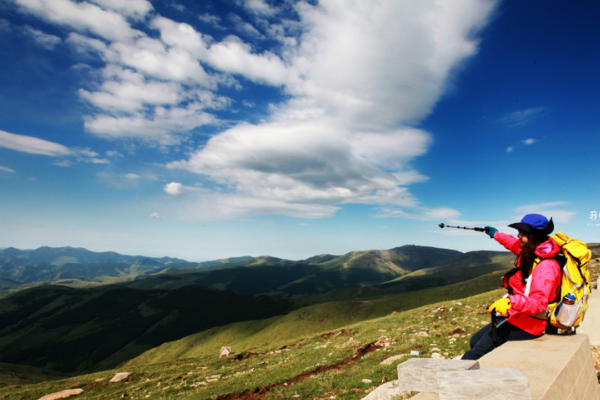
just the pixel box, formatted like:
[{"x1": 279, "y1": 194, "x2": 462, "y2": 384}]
[{"x1": 516, "y1": 233, "x2": 548, "y2": 283}]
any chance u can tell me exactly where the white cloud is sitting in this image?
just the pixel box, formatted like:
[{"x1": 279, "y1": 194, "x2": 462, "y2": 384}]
[
  {"x1": 86, "y1": 0, "x2": 153, "y2": 21},
  {"x1": 0, "y1": 130, "x2": 112, "y2": 167},
  {"x1": 52, "y1": 159, "x2": 73, "y2": 167},
  {"x1": 86, "y1": 157, "x2": 110, "y2": 164},
  {"x1": 0, "y1": 165, "x2": 16, "y2": 173},
  {"x1": 12, "y1": 0, "x2": 499, "y2": 221},
  {"x1": 514, "y1": 202, "x2": 575, "y2": 223},
  {"x1": 167, "y1": 119, "x2": 427, "y2": 218},
  {"x1": 150, "y1": 16, "x2": 211, "y2": 59},
  {"x1": 0, "y1": 130, "x2": 72, "y2": 156},
  {"x1": 150, "y1": 212, "x2": 164, "y2": 219},
  {"x1": 280, "y1": 0, "x2": 496, "y2": 130},
  {"x1": 204, "y1": 36, "x2": 290, "y2": 85},
  {"x1": 166, "y1": 0, "x2": 498, "y2": 219},
  {"x1": 13, "y1": 0, "x2": 144, "y2": 42},
  {"x1": 164, "y1": 182, "x2": 185, "y2": 197},
  {"x1": 162, "y1": 192, "x2": 340, "y2": 221},
  {"x1": 0, "y1": 18, "x2": 11, "y2": 32},
  {"x1": 112, "y1": 37, "x2": 212, "y2": 85},
  {"x1": 506, "y1": 137, "x2": 538, "y2": 153},
  {"x1": 375, "y1": 206, "x2": 461, "y2": 221},
  {"x1": 198, "y1": 13, "x2": 221, "y2": 26},
  {"x1": 106, "y1": 150, "x2": 123, "y2": 157},
  {"x1": 84, "y1": 104, "x2": 218, "y2": 145},
  {"x1": 498, "y1": 107, "x2": 546, "y2": 127},
  {"x1": 350, "y1": 128, "x2": 432, "y2": 170},
  {"x1": 239, "y1": 0, "x2": 277, "y2": 16},
  {"x1": 78, "y1": 67, "x2": 183, "y2": 112},
  {"x1": 23, "y1": 25, "x2": 62, "y2": 49}
]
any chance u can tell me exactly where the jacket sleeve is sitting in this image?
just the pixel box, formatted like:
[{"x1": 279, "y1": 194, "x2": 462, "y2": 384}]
[
  {"x1": 494, "y1": 232, "x2": 521, "y2": 256},
  {"x1": 508, "y1": 259, "x2": 560, "y2": 315}
]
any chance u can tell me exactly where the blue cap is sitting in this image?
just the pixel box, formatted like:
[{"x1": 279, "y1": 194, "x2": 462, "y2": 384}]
[{"x1": 509, "y1": 214, "x2": 554, "y2": 235}]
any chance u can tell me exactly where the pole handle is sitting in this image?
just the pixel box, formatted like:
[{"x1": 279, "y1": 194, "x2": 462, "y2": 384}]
[{"x1": 438, "y1": 223, "x2": 486, "y2": 232}]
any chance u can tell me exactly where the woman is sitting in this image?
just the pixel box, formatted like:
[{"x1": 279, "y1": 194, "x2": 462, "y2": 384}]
[{"x1": 461, "y1": 213, "x2": 561, "y2": 360}]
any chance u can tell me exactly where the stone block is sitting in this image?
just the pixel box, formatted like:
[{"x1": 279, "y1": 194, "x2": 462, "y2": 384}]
[
  {"x1": 362, "y1": 381, "x2": 410, "y2": 400},
  {"x1": 396, "y1": 358, "x2": 479, "y2": 393},
  {"x1": 436, "y1": 368, "x2": 531, "y2": 400}
]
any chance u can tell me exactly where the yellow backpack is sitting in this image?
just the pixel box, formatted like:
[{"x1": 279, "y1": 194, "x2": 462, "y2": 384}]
[{"x1": 546, "y1": 232, "x2": 592, "y2": 330}]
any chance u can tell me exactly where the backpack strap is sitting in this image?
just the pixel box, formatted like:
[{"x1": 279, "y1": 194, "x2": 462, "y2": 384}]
[
  {"x1": 523, "y1": 257, "x2": 542, "y2": 297},
  {"x1": 524, "y1": 257, "x2": 559, "y2": 320}
]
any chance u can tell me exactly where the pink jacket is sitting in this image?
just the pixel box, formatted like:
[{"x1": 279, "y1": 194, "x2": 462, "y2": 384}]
[{"x1": 494, "y1": 232, "x2": 561, "y2": 335}]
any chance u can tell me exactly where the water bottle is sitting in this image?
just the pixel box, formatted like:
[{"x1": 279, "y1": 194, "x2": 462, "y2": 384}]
[
  {"x1": 563, "y1": 293, "x2": 576, "y2": 305},
  {"x1": 555, "y1": 293, "x2": 580, "y2": 328}
]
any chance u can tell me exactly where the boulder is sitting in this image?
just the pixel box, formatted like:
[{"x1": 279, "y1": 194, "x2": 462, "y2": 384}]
[
  {"x1": 38, "y1": 389, "x2": 83, "y2": 400},
  {"x1": 219, "y1": 346, "x2": 232, "y2": 358},
  {"x1": 109, "y1": 372, "x2": 133, "y2": 382}
]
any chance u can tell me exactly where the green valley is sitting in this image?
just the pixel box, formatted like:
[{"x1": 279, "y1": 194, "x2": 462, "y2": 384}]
[{"x1": 0, "y1": 243, "x2": 596, "y2": 399}]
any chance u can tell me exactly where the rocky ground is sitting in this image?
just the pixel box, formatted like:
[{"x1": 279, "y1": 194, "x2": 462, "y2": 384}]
[{"x1": 592, "y1": 345, "x2": 600, "y2": 383}]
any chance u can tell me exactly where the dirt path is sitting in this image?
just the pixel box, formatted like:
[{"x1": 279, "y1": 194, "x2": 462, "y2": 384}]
[{"x1": 216, "y1": 341, "x2": 383, "y2": 400}]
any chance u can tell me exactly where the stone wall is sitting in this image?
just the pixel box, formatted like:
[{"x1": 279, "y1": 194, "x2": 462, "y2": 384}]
[{"x1": 365, "y1": 334, "x2": 599, "y2": 400}]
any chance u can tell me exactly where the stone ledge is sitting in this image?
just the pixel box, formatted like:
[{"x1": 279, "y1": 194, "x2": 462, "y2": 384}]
[
  {"x1": 437, "y1": 368, "x2": 531, "y2": 400},
  {"x1": 396, "y1": 359, "x2": 479, "y2": 393},
  {"x1": 478, "y1": 333, "x2": 600, "y2": 400},
  {"x1": 373, "y1": 333, "x2": 599, "y2": 400}
]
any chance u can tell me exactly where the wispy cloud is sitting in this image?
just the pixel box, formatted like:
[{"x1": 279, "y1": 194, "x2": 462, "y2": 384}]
[
  {"x1": 374, "y1": 206, "x2": 462, "y2": 222},
  {"x1": 0, "y1": 129, "x2": 72, "y2": 156},
  {"x1": 9, "y1": 0, "x2": 500, "y2": 220},
  {"x1": 164, "y1": 182, "x2": 185, "y2": 197},
  {"x1": 514, "y1": 202, "x2": 575, "y2": 223},
  {"x1": 0, "y1": 130, "x2": 111, "y2": 167},
  {"x1": 23, "y1": 25, "x2": 62, "y2": 49},
  {"x1": 0, "y1": 165, "x2": 16, "y2": 173},
  {"x1": 506, "y1": 137, "x2": 539, "y2": 152},
  {"x1": 498, "y1": 107, "x2": 546, "y2": 128}
]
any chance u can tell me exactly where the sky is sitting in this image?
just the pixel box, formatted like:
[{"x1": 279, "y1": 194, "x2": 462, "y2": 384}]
[{"x1": 0, "y1": 0, "x2": 599, "y2": 261}]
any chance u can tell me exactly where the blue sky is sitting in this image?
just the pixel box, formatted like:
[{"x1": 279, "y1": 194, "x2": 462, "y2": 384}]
[{"x1": 0, "y1": 0, "x2": 598, "y2": 261}]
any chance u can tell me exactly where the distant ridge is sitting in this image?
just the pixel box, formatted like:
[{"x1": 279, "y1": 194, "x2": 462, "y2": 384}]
[
  {"x1": 0, "y1": 284, "x2": 293, "y2": 373},
  {"x1": 0, "y1": 244, "x2": 527, "y2": 378},
  {"x1": 0, "y1": 246, "x2": 190, "y2": 293},
  {"x1": 0, "y1": 246, "x2": 186, "y2": 266},
  {"x1": 0, "y1": 244, "x2": 512, "y2": 296}
]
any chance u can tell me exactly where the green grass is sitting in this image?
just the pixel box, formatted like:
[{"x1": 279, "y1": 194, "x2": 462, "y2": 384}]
[
  {"x1": 122, "y1": 270, "x2": 506, "y2": 367},
  {"x1": 0, "y1": 287, "x2": 504, "y2": 400},
  {"x1": 2, "y1": 258, "x2": 596, "y2": 400},
  {"x1": 0, "y1": 363, "x2": 68, "y2": 387}
]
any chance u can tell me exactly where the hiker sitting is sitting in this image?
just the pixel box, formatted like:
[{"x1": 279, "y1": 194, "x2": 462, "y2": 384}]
[{"x1": 462, "y1": 214, "x2": 561, "y2": 360}]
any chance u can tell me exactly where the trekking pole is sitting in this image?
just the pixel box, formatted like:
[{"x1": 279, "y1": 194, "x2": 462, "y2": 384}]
[
  {"x1": 438, "y1": 223, "x2": 486, "y2": 232},
  {"x1": 491, "y1": 312, "x2": 498, "y2": 348},
  {"x1": 490, "y1": 310, "x2": 508, "y2": 348}
]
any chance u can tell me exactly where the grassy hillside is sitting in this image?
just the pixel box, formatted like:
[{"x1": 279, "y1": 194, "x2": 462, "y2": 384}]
[
  {"x1": 0, "y1": 249, "x2": 513, "y2": 379},
  {"x1": 121, "y1": 246, "x2": 508, "y2": 298},
  {"x1": 124, "y1": 270, "x2": 507, "y2": 367},
  {"x1": 0, "y1": 285, "x2": 293, "y2": 373},
  {"x1": 0, "y1": 286, "x2": 506, "y2": 399},
  {"x1": 2, "y1": 256, "x2": 598, "y2": 399},
  {"x1": 0, "y1": 362, "x2": 67, "y2": 387}
]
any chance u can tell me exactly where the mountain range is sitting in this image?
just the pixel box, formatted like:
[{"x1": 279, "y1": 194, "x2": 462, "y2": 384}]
[
  {"x1": 0, "y1": 245, "x2": 511, "y2": 297},
  {"x1": 0, "y1": 246, "x2": 251, "y2": 294},
  {"x1": 0, "y1": 242, "x2": 597, "y2": 398},
  {"x1": 0, "y1": 243, "x2": 518, "y2": 375}
]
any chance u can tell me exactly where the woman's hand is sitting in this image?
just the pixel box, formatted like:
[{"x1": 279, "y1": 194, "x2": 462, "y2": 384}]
[
  {"x1": 488, "y1": 298, "x2": 511, "y2": 316},
  {"x1": 484, "y1": 226, "x2": 498, "y2": 239}
]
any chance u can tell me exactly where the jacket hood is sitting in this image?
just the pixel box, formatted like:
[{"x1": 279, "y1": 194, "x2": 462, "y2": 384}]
[{"x1": 535, "y1": 237, "x2": 561, "y2": 259}]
